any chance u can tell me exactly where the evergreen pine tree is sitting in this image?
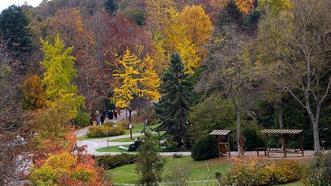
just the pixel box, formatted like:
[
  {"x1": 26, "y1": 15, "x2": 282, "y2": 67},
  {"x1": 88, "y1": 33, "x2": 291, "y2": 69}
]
[
  {"x1": 104, "y1": 0, "x2": 118, "y2": 16},
  {"x1": 0, "y1": 5, "x2": 33, "y2": 56},
  {"x1": 155, "y1": 53, "x2": 194, "y2": 149}
]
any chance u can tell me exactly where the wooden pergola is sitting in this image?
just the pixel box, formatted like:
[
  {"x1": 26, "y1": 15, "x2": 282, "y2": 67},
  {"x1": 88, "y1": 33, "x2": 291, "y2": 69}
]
[
  {"x1": 261, "y1": 129, "x2": 304, "y2": 158},
  {"x1": 210, "y1": 130, "x2": 231, "y2": 158}
]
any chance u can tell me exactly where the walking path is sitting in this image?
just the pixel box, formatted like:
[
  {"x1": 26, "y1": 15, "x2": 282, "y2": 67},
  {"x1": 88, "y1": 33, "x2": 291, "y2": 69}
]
[
  {"x1": 75, "y1": 110, "x2": 192, "y2": 156},
  {"x1": 74, "y1": 109, "x2": 136, "y2": 137}
]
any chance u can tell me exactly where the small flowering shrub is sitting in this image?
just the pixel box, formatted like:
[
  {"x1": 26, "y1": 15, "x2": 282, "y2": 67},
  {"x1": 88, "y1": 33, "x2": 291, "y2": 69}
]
[
  {"x1": 87, "y1": 123, "x2": 125, "y2": 138},
  {"x1": 304, "y1": 152, "x2": 331, "y2": 186},
  {"x1": 218, "y1": 158, "x2": 302, "y2": 185}
]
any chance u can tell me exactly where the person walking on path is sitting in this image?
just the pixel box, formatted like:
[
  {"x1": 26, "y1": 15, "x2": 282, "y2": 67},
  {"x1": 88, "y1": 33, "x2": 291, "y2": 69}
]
[
  {"x1": 114, "y1": 110, "x2": 118, "y2": 119},
  {"x1": 96, "y1": 110, "x2": 101, "y2": 125},
  {"x1": 108, "y1": 110, "x2": 113, "y2": 120}
]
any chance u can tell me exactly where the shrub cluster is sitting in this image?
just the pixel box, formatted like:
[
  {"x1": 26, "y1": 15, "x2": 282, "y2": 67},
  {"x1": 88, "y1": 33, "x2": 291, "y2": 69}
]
[
  {"x1": 304, "y1": 152, "x2": 331, "y2": 185},
  {"x1": 74, "y1": 111, "x2": 90, "y2": 127},
  {"x1": 191, "y1": 136, "x2": 219, "y2": 161},
  {"x1": 95, "y1": 153, "x2": 137, "y2": 169},
  {"x1": 218, "y1": 158, "x2": 302, "y2": 185},
  {"x1": 87, "y1": 123, "x2": 125, "y2": 138}
]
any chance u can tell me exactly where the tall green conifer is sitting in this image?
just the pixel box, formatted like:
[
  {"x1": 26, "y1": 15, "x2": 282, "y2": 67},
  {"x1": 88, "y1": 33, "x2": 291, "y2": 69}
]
[
  {"x1": 155, "y1": 53, "x2": 194, "y2": 149},
  {"x1": 0, "y1": 5, "x2": 33, "y2": 56}
]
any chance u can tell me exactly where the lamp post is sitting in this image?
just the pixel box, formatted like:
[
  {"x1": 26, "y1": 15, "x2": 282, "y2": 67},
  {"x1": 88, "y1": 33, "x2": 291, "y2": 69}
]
[{"x1": 129, "y1": 123, "x2": 133, "y2": 140}]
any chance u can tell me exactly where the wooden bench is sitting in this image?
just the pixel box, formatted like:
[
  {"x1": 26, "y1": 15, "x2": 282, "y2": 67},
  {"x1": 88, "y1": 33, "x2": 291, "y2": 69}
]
[{"x1": 254, "y1": 147, "x2": 267, "y2": 156}]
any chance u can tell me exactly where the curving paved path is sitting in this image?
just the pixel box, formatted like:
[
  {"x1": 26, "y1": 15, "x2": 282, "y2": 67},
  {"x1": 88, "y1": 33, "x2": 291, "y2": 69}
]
[{"x1": 75, "y1": 110, "x2": 192, "y2": 156}]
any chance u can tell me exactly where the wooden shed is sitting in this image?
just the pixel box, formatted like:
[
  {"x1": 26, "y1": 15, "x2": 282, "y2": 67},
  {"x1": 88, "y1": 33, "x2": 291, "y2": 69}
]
[{"x1": 210, "y1": 130, "x2": 231, "y2": 157}]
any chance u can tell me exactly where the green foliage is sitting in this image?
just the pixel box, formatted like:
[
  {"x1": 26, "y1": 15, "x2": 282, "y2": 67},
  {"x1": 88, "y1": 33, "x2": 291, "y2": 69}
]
[
  {"x1": 95, "y1": 154, "x2": 138, "y2": 169},
  {"x1": 242, "y1": 125, "x2": 265, "y2": 150},
  {"x1": 191, "y1": 136, "x2": 219, "y2": 161},
  {"x1": 87, "y1": 123, "x2": 125, "y2": 138},
  {"x1": 219, "y1": 159, "x2": 302, "y2": 185},
  {"x1": 242, "y1": 10, "x2": 260, "y2": 29},
  {"x1": 189, "y1": 97, "x2": 235, "y2": 141},
  {"x1": 0, "y1": 5, "x2": 33, "y2": 56},
  {"x1": 155, "y1": 53, "x2": 194, "y2": 149},
  {"x1": 74, "y1": 111, "x2": 90, "y2": 127},
  {"x1": 136, "y1": 132, "x2": 165, "y2": 184},
  {"x1": 125, "y1": 8, "x2": 146, "y2": 26},
  {"x1": 225, "y1": 1, "x2": 243, "y2": 23},
  {"x1": 104, "y1": 0, "x2": 118, "y2": 15},
  {"x1": 41, "y1": 35, "x2": 84, "y2": 119},
  {"x1": 304, "y1": 152, "x2": 331, "y2": 185}
]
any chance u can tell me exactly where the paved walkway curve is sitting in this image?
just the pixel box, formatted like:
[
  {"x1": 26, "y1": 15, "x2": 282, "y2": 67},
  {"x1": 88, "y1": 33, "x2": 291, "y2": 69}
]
[{"x1": 75, "y1": 110, "x2": 192, "y2": 156}]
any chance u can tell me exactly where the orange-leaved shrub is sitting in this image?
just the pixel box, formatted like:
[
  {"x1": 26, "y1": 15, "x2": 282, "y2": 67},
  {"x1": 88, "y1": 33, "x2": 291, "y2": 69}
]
[
  {"x1": 30, "y1": 151, "x2": 103, "y2": 186},
  {"x1": 218, "y1": 158, "x2": 302, "y2": 185}
]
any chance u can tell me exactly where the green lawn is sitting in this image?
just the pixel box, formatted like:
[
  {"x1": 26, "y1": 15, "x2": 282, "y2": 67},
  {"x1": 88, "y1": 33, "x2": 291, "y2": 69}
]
[
  {"x1": 107, "y1": 156, "x2": 231, "y2": 185},
  {"x1": 96, "y1": 145, "x2": 130, "y2": 152}
]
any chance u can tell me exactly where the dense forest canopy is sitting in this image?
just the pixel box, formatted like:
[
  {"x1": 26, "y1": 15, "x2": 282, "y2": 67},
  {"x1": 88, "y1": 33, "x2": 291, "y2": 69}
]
[{"x1": 0, "y1": 0, "x2": 330, "y2": 185}]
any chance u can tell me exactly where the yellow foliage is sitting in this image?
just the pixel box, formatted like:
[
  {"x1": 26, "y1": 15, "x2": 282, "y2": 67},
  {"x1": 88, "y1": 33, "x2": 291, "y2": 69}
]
[
  {"x1": 179, "y1": 5, "x2": 213, "y2": 51},
  {"x1": 160, "y1": 5, "x2": 213, "y2": 74},
  {"x1": 113, "y1": 49, "x2": 141, "y2": 109},
  {"x1": 146, "y1": 0, "x2": 176, "y2": 31},
  {"x1": 140, "y1": 55, "x2": 160, "y2": 100},
  {"x1": 151, "y1": 32, "x2": 169, "y2": 74},
  {"x1": 112, "y1": 49, "x2": 161, "y2": 108}
]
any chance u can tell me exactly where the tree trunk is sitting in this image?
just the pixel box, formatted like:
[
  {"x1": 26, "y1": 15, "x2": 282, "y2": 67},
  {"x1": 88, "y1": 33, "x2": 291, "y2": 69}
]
[
  {"x1": 304, "y1": 90, "x2": 321, "y2": 154},
  {"x1": 236, "y1": 107, "x2": 243, "y2": 157},
  {"x1": 312, "y1": 121, "x2": 321, "y2": 154},
  {"x1": 279, "y1": 105, "x2": 283, "y2": 129}
]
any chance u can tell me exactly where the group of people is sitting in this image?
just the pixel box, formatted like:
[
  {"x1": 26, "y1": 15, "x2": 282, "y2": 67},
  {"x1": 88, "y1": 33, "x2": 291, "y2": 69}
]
[{"x1": 90, "y1": 110, "x2": 120, "y2": 125}]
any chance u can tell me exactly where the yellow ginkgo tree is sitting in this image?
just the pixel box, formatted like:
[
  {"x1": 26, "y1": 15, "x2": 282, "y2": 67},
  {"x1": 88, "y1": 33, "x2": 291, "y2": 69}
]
[
  {"x1": 112, "y1": 49, "x2": 160, "y2": 110},
  {"x1": 140, "y1": 55, "x2": 160, "y2": 101},
  {"x1": 112, "y1": 49, "x2": 142, "y2": 109}
]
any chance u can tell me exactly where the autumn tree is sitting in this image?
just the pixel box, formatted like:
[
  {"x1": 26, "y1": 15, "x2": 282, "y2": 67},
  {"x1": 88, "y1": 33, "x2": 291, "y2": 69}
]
[
  {"x1": 41, "y1": 35, "x2": 84, "y2": 118},
  {"x1": 48, "y1": 8, "x2": 99, "y2": 111},
  {"x1": 145, "y1": 0, "x2": 175, "y2": 32},
  {"x1": 155, "y1": 54, "x2": 194, "y2": 149},
  {"x1": 22, "y1": 74, "x2": 47, "y2": 110},
  {"x1": 112, "y1": 49, "x2": 142, "y2": 110},
  {"x1": 179, "y1": 5, "x2": 214, "y2": 54},
  {"x1": 30, "y1": 151, "x2": 103, "y2": 186},
  {"x1": 258, "y1": 0, "x2": 331, "y2": 154},
  {"x1": 0, "y1": 5, "x2": 33, "y2": 57},
  {"x1": 155, "y1": 5, "x2": 213, "y2": 74},
  {"x1": 140, "y1": 55, "x2": 160, "y2": 101}
]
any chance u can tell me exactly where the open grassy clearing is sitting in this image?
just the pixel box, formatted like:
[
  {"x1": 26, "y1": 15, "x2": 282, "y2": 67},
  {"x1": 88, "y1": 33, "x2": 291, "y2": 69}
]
[{"x1": 107, "y1": 156, "x2": 231, "y2": 185}]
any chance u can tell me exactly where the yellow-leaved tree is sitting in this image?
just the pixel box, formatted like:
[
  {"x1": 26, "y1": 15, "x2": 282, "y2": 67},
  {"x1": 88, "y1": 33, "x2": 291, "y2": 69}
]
[
  {"x1": 112, "y1": 49, "x2": 142, "y2": 109},
  {"x1": 140, "y1": 55, "x2": 160, "y2": 101},
  {"x1": 163, "y1": 5, "x2": 212, "y2": 74},
  {"x1": 179, "y1": 5, "x2": 213, "y2": 54},
  {"x1": 146, "y1": 0, "x2": 175, "y2": 32},
  {"x1": 112, "y1": 49, "x2": 161, "y2": 108},
  {"x1": 41, "y1": 35, "x2": 84, "y2": 119}
]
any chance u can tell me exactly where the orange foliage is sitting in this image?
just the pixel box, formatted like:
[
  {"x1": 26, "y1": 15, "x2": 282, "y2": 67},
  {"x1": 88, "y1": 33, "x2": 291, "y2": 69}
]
[
  {"x1": 235, "y1": 0, "x2": 254, "y2": 14},
  {"x1": 31, "y1": 151, "x2": 104, "y2": 186},
  {"x1": 21, "y1": 74, "x2": 47, "y2": 110}
]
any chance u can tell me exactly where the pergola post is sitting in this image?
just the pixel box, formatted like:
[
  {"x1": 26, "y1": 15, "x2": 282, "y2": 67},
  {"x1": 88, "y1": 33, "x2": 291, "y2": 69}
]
[{"x1": 300, "y1": 133, "x2": 304, "y2": 157}]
